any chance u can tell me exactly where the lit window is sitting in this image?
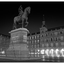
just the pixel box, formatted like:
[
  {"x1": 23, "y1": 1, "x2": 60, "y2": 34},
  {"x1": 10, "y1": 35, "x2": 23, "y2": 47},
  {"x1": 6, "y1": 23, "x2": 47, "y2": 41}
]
[
  {"x1": 36, "y1": 49, "x2": 40, "y2": 55},
  {"x1": 56, "y1": 43, "x2": 58, "y2": 46},
  {"x1": 37, "y1": 40, "x2": 39, "y2": 42},
  {"x1": 61, "y1": 42, "x2": 64, "y2": 46},
  {"x1": 30, "y1": 37, "x2": 31, "y2": 40},
  {"x1": 34, "y1": 52, "x2": 37, "y2": 55},
  {"x1": 37, "y1": 35, "x2": 40, "y2": 38},
  {"x1": 32, "y1": 36, "x2": 34, "y2": 39},
  {"x1": 32, "y1": 40, "x2": 34, "y2": 44},
  {"x1": 35, "y1": 40, "x2": 36, "y2": 43},
  {"x1": 57, "y1": 37, "x2": 59, "y2": 40},
  {"x1": 30, "y1": 52, "x2": 34, "y2": 54},
  {"x1": 51, "y1": 43, "x2": 53, "y2": 47},
  {"x1": 41, "y1": 39, "x2": 43, "y2": 42},
  {"x1": 30, "y1": 41, "x2": 31, "y2": 43},
  {"x1": 37, "y1": 44, "x2": 40, "y2": 48},
  {"x1": 50, "y1": 32, "x2": 53, "y2": 36},
  {"x1": 60, "y1": 36, "x2": 63, "y2": 40},
  {"x1": 54, "y1": 37, "x2": 56, "y2": 41},
  {"x1": 42, "y1": 44, "x2": 44, "y2": 47},
  {"x1": 54, "y1": 32, "x2": 58, "y2": 35},
  {"x1": 44, "y1": 34, "x2": 46, "y2": 36},
  {"x1": 46, "y1": 43, "x2": 49, "y2": 47},
  {"x1": 34, "y1": 45, "x2": 36, "y2": 48},
  {"x1": 4, "y1": 38, "x2": 5, "y2": 41},
  {"x1": 35, "y1": 36, "x2": 36, "y2": 39},
  {"x1": 44, "y1": 39, "x2": 46, "y2": 42},
  {"x1": 31, "y1": 44, "x2": 33, "y2": 48}
]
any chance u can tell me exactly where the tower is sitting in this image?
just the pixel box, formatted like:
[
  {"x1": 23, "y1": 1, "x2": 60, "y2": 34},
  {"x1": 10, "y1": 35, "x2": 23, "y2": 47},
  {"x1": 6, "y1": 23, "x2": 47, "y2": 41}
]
[
  {"x1": 6, "y1": 6, "x2": 31, "y2": 60},
  {"x1": 40, "y1": 15, "x2": 47, "y2": 50},
  {"x1": 40, "y1": 15, "x2": 47, "y2": 33}
]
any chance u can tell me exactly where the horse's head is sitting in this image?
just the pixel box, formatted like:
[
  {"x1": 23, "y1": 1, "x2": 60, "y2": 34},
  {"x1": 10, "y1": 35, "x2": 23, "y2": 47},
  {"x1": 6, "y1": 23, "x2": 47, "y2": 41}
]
[
  {"x1": 25, "y1": 7, "x2": 31, "y2": 14},
  {"x1": 27, "y1": 7, "x2": 31, "y2": 14}
]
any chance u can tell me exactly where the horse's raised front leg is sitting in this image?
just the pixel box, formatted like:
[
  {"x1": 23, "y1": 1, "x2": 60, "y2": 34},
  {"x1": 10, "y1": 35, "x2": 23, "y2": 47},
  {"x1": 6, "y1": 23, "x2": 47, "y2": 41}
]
[{"x1": 25, "y1": 18, "x2": 28, "y2": 27}]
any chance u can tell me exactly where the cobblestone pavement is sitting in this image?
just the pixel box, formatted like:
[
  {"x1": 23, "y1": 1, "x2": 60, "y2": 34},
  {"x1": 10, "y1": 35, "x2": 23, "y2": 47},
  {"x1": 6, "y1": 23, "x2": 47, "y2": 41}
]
[{"x1": 0, "y1": 57, "x2": 64, "y2": 62}]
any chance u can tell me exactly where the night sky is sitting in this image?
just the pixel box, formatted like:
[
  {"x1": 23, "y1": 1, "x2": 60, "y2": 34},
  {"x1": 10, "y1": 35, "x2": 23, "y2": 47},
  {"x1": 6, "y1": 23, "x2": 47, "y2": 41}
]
[{"x1": 0, "y1": 2, "x2": 64, "y2": 35}]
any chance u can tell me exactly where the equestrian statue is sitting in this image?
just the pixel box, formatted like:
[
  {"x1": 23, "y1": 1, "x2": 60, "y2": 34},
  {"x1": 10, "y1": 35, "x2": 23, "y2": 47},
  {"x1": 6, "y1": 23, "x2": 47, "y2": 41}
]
[{"x1": 13, "y1": 5, "x2": 31, "y2": 29}]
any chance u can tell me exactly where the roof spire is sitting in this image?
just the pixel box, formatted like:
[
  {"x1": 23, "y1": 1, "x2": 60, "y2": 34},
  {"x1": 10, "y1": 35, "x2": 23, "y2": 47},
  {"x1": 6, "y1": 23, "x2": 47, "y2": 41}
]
[
  {"x1": 43, "y1": 14, "x2": 45, "y2": 21},
  {"x1": 42, "y1": 14, "x2": 45, "y2": 27}
]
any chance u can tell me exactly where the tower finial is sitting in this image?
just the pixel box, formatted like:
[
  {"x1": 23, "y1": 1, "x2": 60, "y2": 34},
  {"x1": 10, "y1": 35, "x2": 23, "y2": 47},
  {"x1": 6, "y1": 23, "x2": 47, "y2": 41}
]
[{"x1": 42, "y1": 14, "x2": 45, "y2": 27}]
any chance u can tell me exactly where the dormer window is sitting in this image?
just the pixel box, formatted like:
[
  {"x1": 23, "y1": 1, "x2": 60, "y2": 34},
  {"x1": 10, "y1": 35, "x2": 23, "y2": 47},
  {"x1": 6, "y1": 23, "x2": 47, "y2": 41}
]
[
  {"x1": 35, "y1": 35, "x2": 36, "y2": 39},
  {"x1": 37, "y1": 35, "x2": 39, "y2": 38}
]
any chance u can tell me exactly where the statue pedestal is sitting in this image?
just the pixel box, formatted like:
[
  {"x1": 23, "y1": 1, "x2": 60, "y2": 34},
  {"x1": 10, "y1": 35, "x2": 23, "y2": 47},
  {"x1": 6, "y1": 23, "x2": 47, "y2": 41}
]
[{"x1": 6, "y1": 28, "x2": 30, "y2": 59}]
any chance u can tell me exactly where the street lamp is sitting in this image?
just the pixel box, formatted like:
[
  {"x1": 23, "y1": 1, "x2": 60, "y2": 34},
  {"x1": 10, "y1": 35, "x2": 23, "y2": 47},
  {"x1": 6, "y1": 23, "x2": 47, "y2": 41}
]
[
  {"x1": 60, "y1": 48, "x2": 64, "y2": 57},
  {"x1": 55, "y1": 49, "x2": 60, "y2": 58},
  {"x1": 49, "y1": 49, "x2": 55, "y2": 58},
  {"x1": 45, "y1": 49, "x2": 49, "y2": 57},
  {"x1": 40, "y1": 49, "x2": 45, "y2": 61},
  {"x1": 40, "y1": 49, "x2": 45, "y2": 55}
]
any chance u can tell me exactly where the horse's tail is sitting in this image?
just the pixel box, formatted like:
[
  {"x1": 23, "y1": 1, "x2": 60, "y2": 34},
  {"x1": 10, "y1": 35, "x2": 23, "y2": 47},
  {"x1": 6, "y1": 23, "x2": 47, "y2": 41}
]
[{"x1": 14, "y1": 17, "x2": 16, "y2": 24}]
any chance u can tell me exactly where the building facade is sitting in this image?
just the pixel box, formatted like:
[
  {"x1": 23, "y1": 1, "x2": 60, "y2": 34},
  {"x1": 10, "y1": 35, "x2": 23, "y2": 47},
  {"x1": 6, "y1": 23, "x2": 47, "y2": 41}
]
[
  {"x1": 0, "y1": 21, "x2": 64, "y2": 61},
  {"x1": 27, "y1": 21, "x2": 64, "y2": 59}
]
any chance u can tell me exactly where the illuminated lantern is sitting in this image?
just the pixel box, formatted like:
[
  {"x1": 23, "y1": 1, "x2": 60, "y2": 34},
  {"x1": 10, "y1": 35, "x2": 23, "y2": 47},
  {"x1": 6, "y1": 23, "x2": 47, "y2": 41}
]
[
  {"x1": 0, "y1": 51, "x2": 5, "y2": 54},
  {"x1": 55, "y1": 49, "x2": 60, "y2": 57},
  {"x1": 37, "y1": 49, "x2": 40, "y2": 54},
  {"x1": 37, "y1": 49, "x2": 40, "y2": 57},
  {"x1": 45, "y1": 49, "x2": 49, "y2": 57},
  {"x1": 40, "y1": 49, "x2": 45, "y2": 54},
  {"x1": 49, "y1": 49, "x2": 55, "y2": 57},
  {"x1": 37, "y1": 49, "x2": 40, "y2": 52},
  {"x1": 40, "y1": 49, "x2": 45, "y2": 59},
  {"x1": 60, "y1": 48, "x2": 64, "y2": 57}
]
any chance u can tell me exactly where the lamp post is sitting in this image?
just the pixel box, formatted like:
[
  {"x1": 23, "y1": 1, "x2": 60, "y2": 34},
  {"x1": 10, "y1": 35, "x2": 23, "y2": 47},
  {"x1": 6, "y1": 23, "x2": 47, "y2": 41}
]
[{"x1": 40, "y1": 49, "x2": 45, "y2": 61}]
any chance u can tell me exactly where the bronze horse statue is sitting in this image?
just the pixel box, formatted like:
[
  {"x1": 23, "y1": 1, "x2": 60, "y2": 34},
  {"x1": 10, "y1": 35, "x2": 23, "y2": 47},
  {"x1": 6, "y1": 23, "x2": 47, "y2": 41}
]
[{"x1": 13, "y1": 6, "x2": 31, "y2": 29}]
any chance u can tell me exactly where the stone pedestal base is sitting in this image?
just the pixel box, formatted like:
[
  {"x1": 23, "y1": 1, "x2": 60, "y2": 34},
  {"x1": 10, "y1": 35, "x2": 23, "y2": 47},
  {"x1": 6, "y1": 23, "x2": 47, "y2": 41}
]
[{"x1": 6, "y1": 28, "x2": 29, "y2": 58}]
